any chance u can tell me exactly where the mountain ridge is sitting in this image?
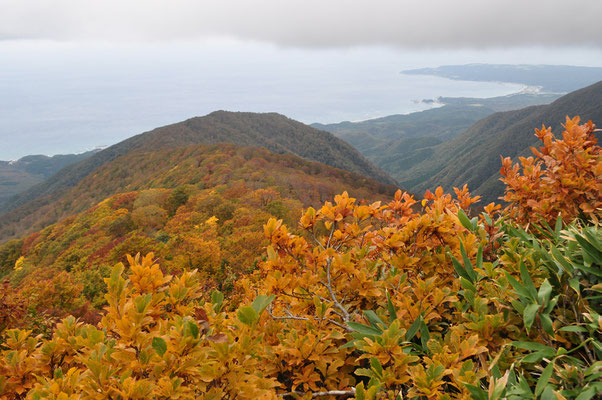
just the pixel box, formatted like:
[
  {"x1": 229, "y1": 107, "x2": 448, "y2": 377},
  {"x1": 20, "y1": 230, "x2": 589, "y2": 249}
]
[
  {"x1": 0, "y1": 112, "x2": 397, "y2": 243},
  {"x1": 0, "y1": 150, "x2": 99, "y2": 205},
  {"x1": 406, "y1": 80, "x2": 602, "y2": 202}
]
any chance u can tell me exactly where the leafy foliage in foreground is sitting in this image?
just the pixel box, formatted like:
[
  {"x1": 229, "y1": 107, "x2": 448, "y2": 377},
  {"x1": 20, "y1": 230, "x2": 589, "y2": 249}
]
[
  {"x1": 500, "y1": 116, "x2": 601, "y2": 224},
  {"x1": 0, "y1": 118, "x2": 600, "y2": 399}
]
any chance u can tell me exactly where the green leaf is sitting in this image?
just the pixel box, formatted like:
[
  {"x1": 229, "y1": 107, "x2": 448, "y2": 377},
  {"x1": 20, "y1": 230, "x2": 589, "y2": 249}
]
[
  {"x1": 452, "y1": 256, "x2": 471, "y2": 282},
  {"x1": 460, "y1": 277, "x2": 476, "y2": 293},
  {"x1": 520, "y1": 262, "x2": 538, "y2": 300},
  {"x1": 348, "y1": 322, "x2": 382, "y2": 336},
  {"x1": 505, "y1": 272, "x2": 532, "y2": 300},
  {"x1": 251, "y1": 294, "x2": 275, "y2": 316},
  {"x1": 483, "y1": 213, "x2": 493, "y2": 226},
  {"x1": 541, "y1": 385, "x2": 556, "y2": 400},
  {"x1": 386, "y1": 291, "x2": 397, "y2": 323},
  {"x1": 554, "y1": 215, "x2": 563, "y2": 237},
  {"x1": 370, "y1": 357, "x2": 383, "y2": 377},
  {"x1": 187, "y1": 321, "x2": 199, "y2": 339},
  {"x1": 535, "y1": 361, "x2": 555, "y2": 396},
  {"x1": 237, "y1": 305, "x2": 258, "y2": 326},
  {"x1": 420, "y1": 319, "x2": 430, "y2": 350},
  {"x1": 354, "y1": 368, "x2": 373, "y2": 378},
  {"x1": 512, "y1": 341, "x2": 555, "y2": 352},
  {"x1": 559, "y1": 325, "x2": 588, "y2": 333},
  {"x1": 583, "y1": 228, "x2": 602, "y2": 252},
  {"x1": 364, "y1": 310, "x2": 385, "y2": 329},
  {"x1": 523, "y1": 303, "x2": 540, "y2": 333},
  {"x1": 540, "y1": 313, "x2": 554, "y2": 336},
  {"x1": 575, "y1": 386, "x2": 598, "y2": 400},
  {"x1": 575, "y1": 234, "x2": 602, "y2": 263},
  {"x1": 152, "y1": 337, "x2": 167, "y2": 357},
  {"x1": 464, "y1": 384, "x2": 488, "y2": 400},
  {"x1": 406, "y1": 315, "x2": 422, "y2": 341},
  {"x1": 521, "y1": 350, "x2": 550, "y2": 363},
  {"x1": 538, "y1": 279, "x2": 553, "y2": 305},
  {"x1": 471, "y1": 216, "x2": 478, "y2": 231},
  {"x1": 211, "y1": 290, "x2": 224, "y2": 312},
  {"x1": 476, "y1": 245, "x2": 483, "y2": 271},
  {"x1": 569, "y1": 277, "x2": 581, "y2": 295},
  {"x1": 457, "y1": 209, "x2": 473, "y2": 231},
  {"x1": 135, "y1": 293, "x2": 152, "y2": 314},
  {"x1": 551, "y1": 246, "x2": 574, "y2": 273},
  {"x1": 460, "y1": 242, "x2": 477, "y2": 282},
  {"x1": 355, "y1": 382, "x2": 366, "y2": 400}
]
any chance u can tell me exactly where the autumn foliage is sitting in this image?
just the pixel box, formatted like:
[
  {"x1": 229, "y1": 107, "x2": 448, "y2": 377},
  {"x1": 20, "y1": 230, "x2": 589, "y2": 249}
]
[
  {"x1": 0, "y1": 117, "x2": 600, "y2": 399},
  {"x1": 500, "y1": 116, "x2": 601, "y2": 224}
]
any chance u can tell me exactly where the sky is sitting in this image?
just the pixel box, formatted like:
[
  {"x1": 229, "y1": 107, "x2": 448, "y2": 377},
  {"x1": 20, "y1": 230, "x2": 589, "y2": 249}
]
[
  {"x1": 1, "y1": 0, "x2": 602, "y2": 159},
  {"x1": 2, "y1": 0, "x2": 602, "y2": 48}
]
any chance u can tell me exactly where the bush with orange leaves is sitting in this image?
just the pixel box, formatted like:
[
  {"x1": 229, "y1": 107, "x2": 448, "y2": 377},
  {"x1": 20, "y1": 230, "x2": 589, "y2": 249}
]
[
  {"x1": 0, "y1": 117, "x2": 600, "y2": 399},
  {"x1": 500, "y1": 116, "x2": 601, "y2": 224},
  {"x1": 246, "y1": 188, "x2": 495, "y2": 399},
  {"x1": 0, "y1": 253, "x2": 278, "y2": 399}
]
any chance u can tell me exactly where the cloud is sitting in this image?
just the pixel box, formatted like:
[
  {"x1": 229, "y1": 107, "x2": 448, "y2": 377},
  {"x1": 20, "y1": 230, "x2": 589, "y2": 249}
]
[{"x1": 1, "y1": 0, "x2": 601, "y2": 48}]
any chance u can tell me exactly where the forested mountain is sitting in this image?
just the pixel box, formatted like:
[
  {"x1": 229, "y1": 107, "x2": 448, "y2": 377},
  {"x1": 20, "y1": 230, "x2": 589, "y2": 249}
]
[
  {"x1": 0, "y1": 150, "x2": 99, "y2": 204},
  {"x1": 313, "y1": 92, "x2": 559, "y2": 175},
  {"x1": 403, "y1": 64, "x2": 602, "y2": 92},
  {"x1": 403, "y1": 80, "x2": 602, "y2": 202},
  {"x1": 0, "y1": 142, "x2": 396, "y2": 314},
  {"x1": 319, "y1": 81, "x2": 602, "y2": 204},
  {"x1": 0, "y1": 111, "x2": 395, "y2": 242}
]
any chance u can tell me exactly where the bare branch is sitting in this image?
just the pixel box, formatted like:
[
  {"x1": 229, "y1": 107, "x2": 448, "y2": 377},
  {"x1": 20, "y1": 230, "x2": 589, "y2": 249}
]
[
  {"x1": 279, "y1": 388, "x2": 356, "y2": 398},
  {"x1": 324, "y1": 258, "x2": 350, "y2": 322}
]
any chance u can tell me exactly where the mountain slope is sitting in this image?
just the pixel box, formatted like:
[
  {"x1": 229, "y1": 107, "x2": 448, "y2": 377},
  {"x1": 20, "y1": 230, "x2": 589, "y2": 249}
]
[
  {"x1": 402, "y1": 64, "x2": 602, "y2": 92},
  {"x1": 405, "y1": 80, "x2": 602, "y2": 202},
  {"x1": 0, "y1": 143, "x2": 396, "y2": 310},
  {"x1": 313, "y1": 93, "x2": 560, "y2": 180},
  {"x1": 0, "y1": 150, "x2": 98, "y2": 204},
  {"x1": 0, "y1": 112, "x2": 395, "y2": 242},
  {"x1": 0, "y1": 142, "x2": 396, "y2": 243}
]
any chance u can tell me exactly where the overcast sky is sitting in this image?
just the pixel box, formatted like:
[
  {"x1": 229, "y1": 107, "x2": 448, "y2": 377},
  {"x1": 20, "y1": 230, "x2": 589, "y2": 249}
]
[
  {"x1": 2, "y1": 0, "x2": 602, "y2": 160},
  {"x1": 2, "y1": 0, "x2": 602, "y2": 49}
]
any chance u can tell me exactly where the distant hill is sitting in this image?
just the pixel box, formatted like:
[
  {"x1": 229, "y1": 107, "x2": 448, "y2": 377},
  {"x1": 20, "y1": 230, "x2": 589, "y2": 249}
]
[
  {"x1": 404, "y1": 80, "x2": 602, "y2": 203},
  {"x1": 402, "y1": 64, "x2": 602, "y2": 93},
  {"x1": 314, "y1": 92, "x2": 559, "y2": 181},
  {"x1": 0, "y1": 151, "x2": 99, "y2": 204},
  {"x1": 0, "y1": 112, "x2": 396, "y2": 242}
]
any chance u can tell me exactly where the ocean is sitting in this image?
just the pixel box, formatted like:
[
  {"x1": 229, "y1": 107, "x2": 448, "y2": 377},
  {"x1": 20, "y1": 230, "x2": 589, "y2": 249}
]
[{"x1": 0, "y1": 41, "x2": 532, "y2": 160}]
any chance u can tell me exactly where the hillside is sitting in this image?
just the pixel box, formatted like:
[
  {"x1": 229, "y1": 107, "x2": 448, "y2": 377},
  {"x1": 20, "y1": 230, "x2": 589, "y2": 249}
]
[
  {"x1": 0, "y1": 142, "x2": 395, "y2": 311},
  {"x1": 313, "y1": 92, "x2": 559, "y2": 178},
  {"x1": 0, "y1": 111, "x2": 395, "y2": 242},
  {"x1": 404, "y1": 80, "x2": 602, "y2": 202},
  {"x1": 0, "y1": 142, "x2": 395, "y2": 244},
  {"x1": 0, "y1": 150, "x2": 98, "y2": 204},
  {"x1": 0, "y1": 116, "x2": 599, "y2": 399},
  {"x1": 402, "y1": 64, "x2": 602, "y2": 92}
]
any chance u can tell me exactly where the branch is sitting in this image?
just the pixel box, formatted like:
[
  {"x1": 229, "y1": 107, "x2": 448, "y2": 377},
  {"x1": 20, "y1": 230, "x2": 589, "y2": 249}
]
[
  {"x1": 267, "y1": 305, "x2": 310, "y2": 322},
  {"x1": 279, "y1": 388, "x2": 356, "y2": 398},
  {"x1": 323, "y1": 258, "x2": 350, "y2": 322},
  {"x1": 268, "y1": 304, "x2": 353, "y2": 332}
]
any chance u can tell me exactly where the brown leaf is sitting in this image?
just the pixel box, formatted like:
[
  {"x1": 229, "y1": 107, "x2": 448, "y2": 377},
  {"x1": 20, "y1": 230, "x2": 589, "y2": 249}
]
[{"x1": 207, "y1": 333, "x2": 228, "y2": 343}]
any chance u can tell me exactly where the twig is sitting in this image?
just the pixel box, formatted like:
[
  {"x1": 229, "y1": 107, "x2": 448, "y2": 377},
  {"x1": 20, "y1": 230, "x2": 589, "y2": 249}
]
[{"x1": 279, "y1": 388, "x2": 356, "y2": 398}]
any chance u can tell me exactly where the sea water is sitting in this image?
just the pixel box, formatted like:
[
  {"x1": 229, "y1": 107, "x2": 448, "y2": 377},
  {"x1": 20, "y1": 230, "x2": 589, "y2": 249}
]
[{"x1": 0, "y1": 41, "x2": 532, "y2": 160}]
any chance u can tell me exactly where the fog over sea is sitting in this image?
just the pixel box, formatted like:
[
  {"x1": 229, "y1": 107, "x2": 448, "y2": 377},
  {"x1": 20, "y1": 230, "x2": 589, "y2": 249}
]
[{"x1": 3, "y1": 40, "x2": 596, "y2": 160}]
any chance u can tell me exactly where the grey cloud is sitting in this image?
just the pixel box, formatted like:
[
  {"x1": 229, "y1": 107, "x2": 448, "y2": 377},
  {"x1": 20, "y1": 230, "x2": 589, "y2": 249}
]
[{"x1": 1, "y1": 0, "x2": 602, "y2": 48}]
